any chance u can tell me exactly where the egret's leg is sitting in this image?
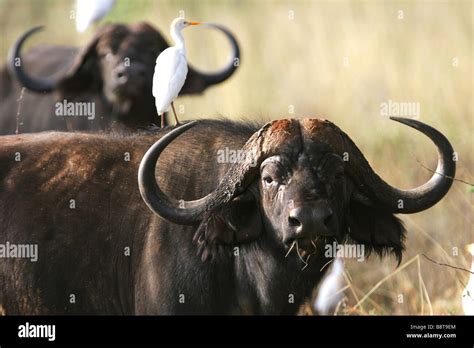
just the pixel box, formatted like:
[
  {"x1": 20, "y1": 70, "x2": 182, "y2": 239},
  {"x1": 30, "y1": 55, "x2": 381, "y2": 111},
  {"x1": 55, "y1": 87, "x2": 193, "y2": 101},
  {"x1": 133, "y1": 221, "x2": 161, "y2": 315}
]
[
  {"x1": 159, "y1": 113, "x2": 165, "y2": 128},
  {"x1": 171, "y1": 102, "x2": 180, "y2": 125}
]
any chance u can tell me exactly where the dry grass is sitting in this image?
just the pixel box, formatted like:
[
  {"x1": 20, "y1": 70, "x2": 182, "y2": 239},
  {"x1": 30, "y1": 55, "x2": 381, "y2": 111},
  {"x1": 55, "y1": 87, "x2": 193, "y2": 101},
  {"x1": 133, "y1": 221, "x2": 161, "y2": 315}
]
[{"x1": 0, "y1": 0, "x2": 472, "y2": 314}]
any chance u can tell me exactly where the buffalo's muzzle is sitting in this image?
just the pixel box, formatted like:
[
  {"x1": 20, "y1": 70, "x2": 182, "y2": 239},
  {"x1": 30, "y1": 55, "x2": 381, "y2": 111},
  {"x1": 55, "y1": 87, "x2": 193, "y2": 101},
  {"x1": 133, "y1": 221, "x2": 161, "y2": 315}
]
[{"x1": 284, "y1": 201, "x2": 334, "y2": 247}]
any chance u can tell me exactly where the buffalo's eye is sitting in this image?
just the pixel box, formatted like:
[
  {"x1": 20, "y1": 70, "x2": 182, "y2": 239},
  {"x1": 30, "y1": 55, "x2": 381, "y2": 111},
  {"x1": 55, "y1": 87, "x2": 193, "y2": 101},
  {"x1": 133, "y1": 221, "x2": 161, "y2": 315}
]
[
  {"x1": 261, "y1": 155, "x2": 285, "y2": 187},
  {"x1": 263, "y1": 176, "x2": 274, "y2": 185}
]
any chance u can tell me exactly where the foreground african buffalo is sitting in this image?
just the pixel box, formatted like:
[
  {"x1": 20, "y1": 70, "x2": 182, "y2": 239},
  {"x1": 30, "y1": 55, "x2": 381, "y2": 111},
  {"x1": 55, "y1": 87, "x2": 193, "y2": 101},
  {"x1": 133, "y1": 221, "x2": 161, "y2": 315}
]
[
  {"x1": 0, "y1": 22, "x2": 239, "y2": 134},
  {"x1": 0, "y1": 117, "x2": 455, "y2": 314}
]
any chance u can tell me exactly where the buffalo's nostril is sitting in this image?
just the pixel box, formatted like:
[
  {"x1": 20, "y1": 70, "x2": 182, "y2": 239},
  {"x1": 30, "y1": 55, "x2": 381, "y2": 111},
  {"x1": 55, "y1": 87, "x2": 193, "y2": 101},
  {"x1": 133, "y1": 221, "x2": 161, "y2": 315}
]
[
  {"x1": 114, "y1": 66, "x2": 129, "y2": 83},
  {"x1": 314, "y1": 203, "x2": 333, "y2": 227},
  {"x1": 288, "y1": 207, "x2": 307, "y2": 237},
  {"x1": 288, "y1": 216, "x2": 301, "y2": 227},
  {"x1": 116, "y1": 71, "x2": 128, "y2": 84}
]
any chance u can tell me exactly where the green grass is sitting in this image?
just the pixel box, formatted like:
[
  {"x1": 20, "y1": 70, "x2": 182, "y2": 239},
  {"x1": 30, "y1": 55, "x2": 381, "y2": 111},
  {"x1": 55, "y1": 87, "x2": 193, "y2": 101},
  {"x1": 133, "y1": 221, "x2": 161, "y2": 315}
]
[{"x1": 0, "y1": 0, "x2": 472, "y2": 315}]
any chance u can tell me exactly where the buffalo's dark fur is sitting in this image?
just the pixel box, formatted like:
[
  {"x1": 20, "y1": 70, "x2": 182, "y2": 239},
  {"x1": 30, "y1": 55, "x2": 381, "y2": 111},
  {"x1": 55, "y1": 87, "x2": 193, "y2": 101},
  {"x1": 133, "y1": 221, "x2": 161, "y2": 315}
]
[{"x1": 0, "y1": 120, "x2": 405, "y2": 315}]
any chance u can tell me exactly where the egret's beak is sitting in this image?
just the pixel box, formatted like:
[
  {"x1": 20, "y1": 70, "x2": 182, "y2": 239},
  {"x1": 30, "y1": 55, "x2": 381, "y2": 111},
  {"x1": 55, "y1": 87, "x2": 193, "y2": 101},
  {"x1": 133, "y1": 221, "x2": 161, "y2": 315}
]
[{"x1": 186, "y1": 21, "x2": 201, "y2": 26}]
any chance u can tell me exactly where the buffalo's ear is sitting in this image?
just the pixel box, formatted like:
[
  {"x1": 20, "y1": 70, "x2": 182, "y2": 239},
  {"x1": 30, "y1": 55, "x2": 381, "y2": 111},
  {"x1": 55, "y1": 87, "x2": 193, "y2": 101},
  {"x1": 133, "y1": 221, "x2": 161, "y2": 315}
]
[
  {"x1": 347, "y1": 198, "x2": 406, "y2": 265},
  {"x1": 193, "y1": 190, "x2": 262, "y2": 261},
  {"x1": 56, "y1": 31, "x2": 103, "y2": 94}
]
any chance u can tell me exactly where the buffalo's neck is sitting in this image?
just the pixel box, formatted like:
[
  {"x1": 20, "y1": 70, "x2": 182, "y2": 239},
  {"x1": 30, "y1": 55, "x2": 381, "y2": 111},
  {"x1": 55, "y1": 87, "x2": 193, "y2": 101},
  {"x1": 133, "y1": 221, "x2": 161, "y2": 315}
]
[
  {"x1": 112, "y1": 95, "x2": 157, "y2": 128},
  {"x1": 232, "y1": 238, "x2": 321, "y2": 315},
  {"x1": 134, "y1": 226, "x2": 320, "y2": 315}
]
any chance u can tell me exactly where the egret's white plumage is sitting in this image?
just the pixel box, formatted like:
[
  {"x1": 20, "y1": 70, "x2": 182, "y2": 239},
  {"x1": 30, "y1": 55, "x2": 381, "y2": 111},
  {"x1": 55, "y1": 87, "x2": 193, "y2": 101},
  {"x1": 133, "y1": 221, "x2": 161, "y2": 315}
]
[
  {"x1": 75, "y1": 0, "x2": 115, "y2": 33},
  {"x1": 153, "y1": 18, "x2": 200, "y2": 126},
  {"x1": 314, "y1": 258, "x2": 345, "y2": 315},
  {"x1": 462, "y1": 243, "x2": 474, "y2": 315},
  {"x1": 153, "y1": 48, "x2": 187, "y2": 113}
]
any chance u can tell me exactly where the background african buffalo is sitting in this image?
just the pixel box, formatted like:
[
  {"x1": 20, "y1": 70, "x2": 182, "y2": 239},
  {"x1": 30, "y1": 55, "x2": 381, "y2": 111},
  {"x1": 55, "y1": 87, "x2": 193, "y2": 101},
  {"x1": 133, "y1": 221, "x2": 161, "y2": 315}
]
[
  {"x1": 0, "y1": 0, "x2": 471, "y2": 315},
  {"x1": 0, "y1": 21, "x2": 239, "y2": 134}
]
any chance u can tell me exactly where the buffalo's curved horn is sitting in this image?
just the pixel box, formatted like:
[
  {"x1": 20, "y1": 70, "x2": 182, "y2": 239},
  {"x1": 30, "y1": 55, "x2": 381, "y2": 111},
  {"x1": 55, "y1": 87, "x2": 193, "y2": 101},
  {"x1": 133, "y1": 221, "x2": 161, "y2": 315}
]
[
  {"x1": 349, "y1": 117, "x2": 455, "y2": 213},
  {"x1": 192, "y1": 23, "x2": 240, "y2": 87},
  {"x1": 138, "y1": 122, "x2": 213, "y2": 225},
  {"x1": 7, "y1": 26, "x2": 57, "y2": 93},
  {"x1": 138, "y1": 120, "x2": 298, "y2": 225}
]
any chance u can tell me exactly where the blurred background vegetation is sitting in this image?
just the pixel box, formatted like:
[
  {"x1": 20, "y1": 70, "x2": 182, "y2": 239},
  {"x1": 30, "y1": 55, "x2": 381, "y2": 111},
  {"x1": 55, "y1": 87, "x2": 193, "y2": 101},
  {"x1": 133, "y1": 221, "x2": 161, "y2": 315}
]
[{"x1": 0, "y1": 0, "x2": 472, "y2": 315}]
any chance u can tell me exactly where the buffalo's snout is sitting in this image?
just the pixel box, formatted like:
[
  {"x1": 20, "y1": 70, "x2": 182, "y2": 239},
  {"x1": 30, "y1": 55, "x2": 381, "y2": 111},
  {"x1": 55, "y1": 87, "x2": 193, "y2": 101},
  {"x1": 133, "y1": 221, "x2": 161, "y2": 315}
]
[
  {"x1": 114, "y1": 65, "x2": 128, "y2": 84},
  {"x1": 112, "y1": 63, "x2": 148, "y2": 89},
  {"x1": 284, "y1": 201, "x2": 334, "y2": 246}
]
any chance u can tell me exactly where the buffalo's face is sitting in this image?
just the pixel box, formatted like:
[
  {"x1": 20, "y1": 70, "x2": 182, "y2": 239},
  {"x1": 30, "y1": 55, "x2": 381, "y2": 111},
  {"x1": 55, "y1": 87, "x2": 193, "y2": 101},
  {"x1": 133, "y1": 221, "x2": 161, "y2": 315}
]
[
  {"x1": 138, "y1": 118, "x2": 456, "y2": 266},
  {"x1": 94, "y1": 24, "x2": 165, "y2": 108},
  {"x1": 259, "y1": 148, "x2": 349, "y2": 257},
  {"x1": 49, "y1": 23, "x2": 168, "y2": 117}
]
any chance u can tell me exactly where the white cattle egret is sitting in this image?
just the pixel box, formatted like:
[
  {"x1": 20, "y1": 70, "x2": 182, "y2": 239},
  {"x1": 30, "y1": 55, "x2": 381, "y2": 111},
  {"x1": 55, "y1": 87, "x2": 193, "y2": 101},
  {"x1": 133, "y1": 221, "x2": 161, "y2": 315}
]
[
  {"x1": 462, "y1": 243, "x2": 474, "y2": 315},
  {"x1": 75, "y1": 0, "x2": 116, "y2": 33},
  {"x1": 314, "y1": 258, "x2": 345, "y2": 315},
  {"x1": 153, "y1": 18, "x2": 200, "y2": 127}
]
